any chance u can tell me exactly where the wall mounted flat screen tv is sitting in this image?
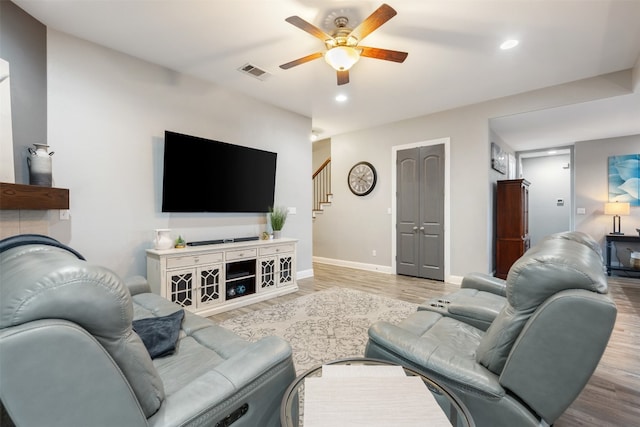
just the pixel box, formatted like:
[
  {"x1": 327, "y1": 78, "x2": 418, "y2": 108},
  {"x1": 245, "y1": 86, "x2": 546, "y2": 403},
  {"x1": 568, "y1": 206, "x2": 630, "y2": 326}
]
[{"x1": 162, "y1": 131, "x2": 277, "y2": 213}]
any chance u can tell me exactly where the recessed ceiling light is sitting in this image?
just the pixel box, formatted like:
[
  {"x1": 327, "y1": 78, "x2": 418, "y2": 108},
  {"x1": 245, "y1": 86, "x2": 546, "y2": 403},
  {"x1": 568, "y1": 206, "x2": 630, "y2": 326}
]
[
  {"x1": 500, "y1": 39, "x2": 519, "y2": 50},
  {"x1": 335, "y1": 94, "x2": 348, "y2": 102}
]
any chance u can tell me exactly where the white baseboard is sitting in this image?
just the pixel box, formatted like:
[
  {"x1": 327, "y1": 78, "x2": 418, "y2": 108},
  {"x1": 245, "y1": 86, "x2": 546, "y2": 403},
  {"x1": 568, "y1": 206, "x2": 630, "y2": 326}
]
[
  {"x1": 314, "y1": 256, "x2": 464, "y2": 285},
  {"x1": 446, "y1": 275, "x2": 464, "y2": 285},
  {"x1": 297, "y1": 268, "x2": 314, "y2": 280},
  {"x1": 313, "y1": 256, "x2": 393, "y2": 274}
]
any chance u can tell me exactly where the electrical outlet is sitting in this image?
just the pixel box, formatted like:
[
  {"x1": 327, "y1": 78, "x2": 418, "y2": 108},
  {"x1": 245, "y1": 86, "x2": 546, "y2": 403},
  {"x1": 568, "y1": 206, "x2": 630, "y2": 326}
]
[
  {"x1": 59, "y1": 209, "x2": 70, "y2": 220},
  {"x1": 372, "y1": 250, "x2": 377, "y2": 256},
  {"x1": 287, "y1": 207, "x2": 297, "y2": 215}
]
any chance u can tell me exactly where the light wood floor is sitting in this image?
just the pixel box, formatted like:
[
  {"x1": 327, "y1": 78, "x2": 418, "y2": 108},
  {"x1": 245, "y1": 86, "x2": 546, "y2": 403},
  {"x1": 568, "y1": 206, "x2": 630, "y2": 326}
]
[{"x1": 209, "y1": 263, "x2": 640, "y2": 427}]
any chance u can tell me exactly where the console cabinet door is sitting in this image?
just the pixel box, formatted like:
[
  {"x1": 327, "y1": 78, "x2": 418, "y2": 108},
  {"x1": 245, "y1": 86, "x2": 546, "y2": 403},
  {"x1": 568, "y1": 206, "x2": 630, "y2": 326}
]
[
  {"x1": 166, "y1": 267, "x2": 196, "y2": 309},
  {"x1": 195, "y1": 264, "x2": 224, "y2": 308},
  {"x1": 259, "y1": 253, "x2": 294, "y2": 289},
  {"x1": 277, "y1": 254, "x2": 295, "y2": 287},
  {"x1": 166, "y1": 264, "x2": 224, "y2": 311},
  {"x1": 259, "y1": 257, "x2": 277, "y2": 292}
]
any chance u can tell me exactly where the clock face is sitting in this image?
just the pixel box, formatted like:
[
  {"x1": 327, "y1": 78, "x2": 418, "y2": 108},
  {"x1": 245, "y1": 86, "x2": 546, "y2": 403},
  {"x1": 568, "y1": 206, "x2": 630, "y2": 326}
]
[{"x1": 348, "y1": 161, "x2": 377, "y2": 196}]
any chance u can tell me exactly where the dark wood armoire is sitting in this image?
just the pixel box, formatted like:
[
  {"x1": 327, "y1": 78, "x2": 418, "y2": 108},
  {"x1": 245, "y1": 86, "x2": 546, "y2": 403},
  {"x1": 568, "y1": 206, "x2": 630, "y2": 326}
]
[{"x1": 496, "y1": 179, "x2": 530, "y2": 279}]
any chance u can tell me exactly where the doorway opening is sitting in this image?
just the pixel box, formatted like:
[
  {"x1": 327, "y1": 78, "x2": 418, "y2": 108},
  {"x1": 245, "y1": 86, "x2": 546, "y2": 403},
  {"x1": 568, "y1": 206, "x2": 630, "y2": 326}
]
[{"x1": 517, "y1": 147, "x2": 574, "y2": 246}]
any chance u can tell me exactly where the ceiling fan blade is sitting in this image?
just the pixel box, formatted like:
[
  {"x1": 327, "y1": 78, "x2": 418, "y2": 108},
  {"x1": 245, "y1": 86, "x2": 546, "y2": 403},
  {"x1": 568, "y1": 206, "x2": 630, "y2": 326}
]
[
  {"x1": 349, "y1": 3, "x2": 397, "y2": 42},
  {"x1": 280, "y1": 52, "x2": 323, "y2": 69},
  {"x1": 359, "y1": 46, "x2": 408, "y2": 63},
  {"x1": 285, "y1": 16, "x2": 334, "y2": 42},
  {"x1": 337, "y1": 70, "x2": 349, "y2": 85}
]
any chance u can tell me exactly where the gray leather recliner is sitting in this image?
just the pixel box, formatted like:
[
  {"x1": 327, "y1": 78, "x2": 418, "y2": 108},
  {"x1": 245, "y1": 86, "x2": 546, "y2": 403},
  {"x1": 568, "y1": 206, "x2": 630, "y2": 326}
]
[
  {"x1": 366, "y1": 235, "x2": 617, "y2": 427},
  {"x1": 419, "y1": 231, "x2": 604, "y2": 331},
  {"x1": 0, "y1": 238, "x2": 296, "y2": 427}
]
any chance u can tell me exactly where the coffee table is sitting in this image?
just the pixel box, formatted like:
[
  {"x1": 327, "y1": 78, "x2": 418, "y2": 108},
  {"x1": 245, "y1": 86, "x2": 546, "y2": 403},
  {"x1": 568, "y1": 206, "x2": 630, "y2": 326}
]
[{"x1": 280, "y1": 357, "x2": 474, "y2": 427}]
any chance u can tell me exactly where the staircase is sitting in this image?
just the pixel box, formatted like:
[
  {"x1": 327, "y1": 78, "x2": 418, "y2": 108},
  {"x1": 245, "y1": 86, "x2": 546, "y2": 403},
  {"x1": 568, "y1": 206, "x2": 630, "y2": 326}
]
[{"x1": 312, "y1": 157, "x2": 332, "y2": 219}]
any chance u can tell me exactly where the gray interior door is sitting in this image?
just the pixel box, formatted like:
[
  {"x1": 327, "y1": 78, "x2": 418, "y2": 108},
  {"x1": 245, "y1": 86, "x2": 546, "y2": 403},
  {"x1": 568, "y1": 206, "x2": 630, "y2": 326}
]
[{"x1": 396, "y1": 145, "x2": 445, "y2": 280}]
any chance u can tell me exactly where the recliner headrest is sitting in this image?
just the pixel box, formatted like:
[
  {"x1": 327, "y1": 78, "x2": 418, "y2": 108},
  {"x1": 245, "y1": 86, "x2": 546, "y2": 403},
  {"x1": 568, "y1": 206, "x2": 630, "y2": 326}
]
[
  {"x1": 0, "y1": 234, "x2": 85, "y2": 260},
  {"x1": 506, "y1": 238, "x2": 607, "y2": 311},
  {"x1": 542, "y1": 230, "x2": 603, "y2": 260}
]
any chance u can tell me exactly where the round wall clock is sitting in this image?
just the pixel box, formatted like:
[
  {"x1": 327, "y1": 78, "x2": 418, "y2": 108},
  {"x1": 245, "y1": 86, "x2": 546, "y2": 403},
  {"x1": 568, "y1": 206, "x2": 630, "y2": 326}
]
[{"x1": 348, "y1": 161, "x2": 377, "y2": 196}]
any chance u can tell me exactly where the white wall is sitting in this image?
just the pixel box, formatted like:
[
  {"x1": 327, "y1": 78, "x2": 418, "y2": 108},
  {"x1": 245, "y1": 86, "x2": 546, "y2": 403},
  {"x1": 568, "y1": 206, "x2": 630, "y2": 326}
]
[
  {"x1": 312, "y1": 138, "x2": 331, "y2": 172},
  {"x1": 46, "y1": 30, "x2": 313, "y2": 278},
  {"x1": 313, "y1": 70, "x2": 637, "y2": 278},
  {"x1": 522, "y1": 154, "x2": 572, "y2": 246}
]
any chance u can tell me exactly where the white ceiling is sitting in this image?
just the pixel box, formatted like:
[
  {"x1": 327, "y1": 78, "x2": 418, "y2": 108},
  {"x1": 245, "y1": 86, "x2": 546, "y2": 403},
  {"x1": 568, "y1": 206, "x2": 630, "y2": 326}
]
[{"x1": 13, "y1": 0, "x2": 640, "y2": 150}]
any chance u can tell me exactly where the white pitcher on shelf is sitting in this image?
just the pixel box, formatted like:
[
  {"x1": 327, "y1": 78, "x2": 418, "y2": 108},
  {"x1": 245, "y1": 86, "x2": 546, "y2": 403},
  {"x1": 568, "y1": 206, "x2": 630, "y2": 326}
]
[
  {"x1": 27, "y1": 143, "x2": 54, "y2": 186},
  {"x1": 154, "y1": 229, "x2": 173, "y2": 250}
]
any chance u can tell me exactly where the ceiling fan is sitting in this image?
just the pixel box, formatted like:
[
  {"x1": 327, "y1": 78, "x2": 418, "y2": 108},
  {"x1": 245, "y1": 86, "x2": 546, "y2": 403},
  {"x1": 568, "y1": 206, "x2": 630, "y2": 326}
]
[{"x1": 279, "y1": 3, "x2": 408, "y2": 85}]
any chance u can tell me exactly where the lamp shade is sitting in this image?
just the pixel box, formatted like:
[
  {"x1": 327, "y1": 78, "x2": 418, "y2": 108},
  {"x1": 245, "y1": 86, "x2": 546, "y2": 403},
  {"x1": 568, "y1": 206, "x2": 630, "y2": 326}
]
[
  {"x1": 324, "y1": 46, "x2": 360, "y2": 71},
  {"x1": 604, "y1": 202, "x2": 630, "y2": 216}
]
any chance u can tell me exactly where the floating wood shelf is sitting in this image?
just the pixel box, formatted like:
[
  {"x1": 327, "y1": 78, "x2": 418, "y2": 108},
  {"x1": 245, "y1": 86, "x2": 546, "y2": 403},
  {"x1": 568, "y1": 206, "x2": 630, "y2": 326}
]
[{"x1": 0, "y1": 182, "x2": 69, "y2": 210}]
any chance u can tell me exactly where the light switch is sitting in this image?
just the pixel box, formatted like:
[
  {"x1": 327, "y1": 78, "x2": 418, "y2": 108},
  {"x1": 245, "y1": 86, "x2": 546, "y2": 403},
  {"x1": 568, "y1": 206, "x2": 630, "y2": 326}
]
[
  {"x1": 577, "y1": 208, "x2": 586, "y2": 215},
  {"x1": 287, "y1": 207, "x2": 297, "y2": 215}
]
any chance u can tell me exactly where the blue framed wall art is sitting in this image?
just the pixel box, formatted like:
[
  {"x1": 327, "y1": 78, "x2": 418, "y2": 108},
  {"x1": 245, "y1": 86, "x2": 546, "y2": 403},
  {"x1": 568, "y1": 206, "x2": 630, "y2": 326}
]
[{"x1": 608, "y1": 154, "x2": 639, "y2": 206}]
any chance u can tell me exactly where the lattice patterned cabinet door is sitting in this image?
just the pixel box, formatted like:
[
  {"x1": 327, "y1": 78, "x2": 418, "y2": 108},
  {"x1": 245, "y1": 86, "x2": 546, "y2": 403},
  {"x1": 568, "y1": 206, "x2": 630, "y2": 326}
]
[
  {"x1": 259, "y1": 257, "x2": 277, "y2": 291},
  {"x1": 197, "y1": 265, "x2": 223, "y2": 308},
  {"x1": 278, "y1": 255, "x2": 294, "y2": 287},
  {"x1": 168, "y1": 268, "x2": 194, "y2": 308}
]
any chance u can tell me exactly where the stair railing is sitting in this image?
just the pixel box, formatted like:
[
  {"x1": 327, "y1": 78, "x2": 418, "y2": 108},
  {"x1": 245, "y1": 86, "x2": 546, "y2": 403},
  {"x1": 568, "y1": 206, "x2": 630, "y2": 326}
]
[{"x1": 312, "y1": 157, "x2": 331, "y2": 212}]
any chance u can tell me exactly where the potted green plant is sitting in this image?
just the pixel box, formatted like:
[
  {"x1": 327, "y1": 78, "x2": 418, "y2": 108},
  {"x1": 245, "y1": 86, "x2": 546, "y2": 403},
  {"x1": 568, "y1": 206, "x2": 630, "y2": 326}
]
[
  {"x1": 174, "y1": 235, "x2": 186, "y2": 249},
  {"x1": 269, "y1": 206, "x2": 288, "y2": 239}
]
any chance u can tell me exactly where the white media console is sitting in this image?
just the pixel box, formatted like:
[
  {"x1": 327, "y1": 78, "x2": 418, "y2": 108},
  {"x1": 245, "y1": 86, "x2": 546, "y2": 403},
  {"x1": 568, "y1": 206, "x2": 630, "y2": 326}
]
[{"x1": 146, "y1": 238, "x2": 298, "y2": 316}]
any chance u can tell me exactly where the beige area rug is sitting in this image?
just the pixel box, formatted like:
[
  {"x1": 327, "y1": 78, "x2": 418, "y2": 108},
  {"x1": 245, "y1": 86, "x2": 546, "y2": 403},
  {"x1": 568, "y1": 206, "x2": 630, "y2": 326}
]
[{"x1": 220, "y1": 288, "x2": 418, "y2": 373}]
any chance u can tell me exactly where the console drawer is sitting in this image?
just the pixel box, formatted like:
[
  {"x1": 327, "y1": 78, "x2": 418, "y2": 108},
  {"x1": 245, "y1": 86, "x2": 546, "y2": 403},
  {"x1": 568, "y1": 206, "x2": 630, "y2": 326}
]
[
  {"x1": 226, "y1": 248, "x2": 257, "y2": 261},
  {"x1": 259, "y1": 244, "x2": 295, "y2": 256},
  {"x1": 166, "y1": 252, "x2": 223, "y2": 269}
]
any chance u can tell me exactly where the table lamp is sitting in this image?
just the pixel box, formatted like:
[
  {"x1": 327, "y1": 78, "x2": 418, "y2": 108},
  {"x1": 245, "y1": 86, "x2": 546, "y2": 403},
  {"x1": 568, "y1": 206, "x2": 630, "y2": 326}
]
[{"x1": 604, "y1": 202, "x2": 630, "y2": 235}]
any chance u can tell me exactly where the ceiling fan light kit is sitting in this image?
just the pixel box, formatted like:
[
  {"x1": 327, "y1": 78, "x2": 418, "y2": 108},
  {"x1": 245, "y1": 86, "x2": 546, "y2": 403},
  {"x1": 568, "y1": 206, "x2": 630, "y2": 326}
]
[
  {"x1": 324, "y1": 46, "x2": 361, "y2": 71},
  {"x1": 280, "y1": 3, "x2": 408, "y2": 85}
]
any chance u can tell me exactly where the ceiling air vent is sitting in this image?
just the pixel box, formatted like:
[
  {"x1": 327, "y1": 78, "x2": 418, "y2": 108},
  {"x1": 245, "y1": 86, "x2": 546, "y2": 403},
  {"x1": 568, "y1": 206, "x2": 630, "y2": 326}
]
[{"x1": 238, "y1": 63, "x2": 271, "y2": 81}]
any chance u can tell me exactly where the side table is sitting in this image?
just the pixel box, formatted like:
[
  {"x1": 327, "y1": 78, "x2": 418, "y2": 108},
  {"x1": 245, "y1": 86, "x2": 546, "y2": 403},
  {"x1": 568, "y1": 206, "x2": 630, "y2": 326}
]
[{"x1": 605, "y1": 234, "x2": 640, "y2": 276}]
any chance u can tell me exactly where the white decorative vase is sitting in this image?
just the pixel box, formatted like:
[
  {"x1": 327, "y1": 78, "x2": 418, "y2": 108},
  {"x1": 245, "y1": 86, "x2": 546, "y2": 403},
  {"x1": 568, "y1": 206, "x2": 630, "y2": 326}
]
[
  {"x1": 27, "y1": 143, "x2": 54, "y2": 187},
  {"x1": 154, "y1": 229, "x2": 173, "y2": 250},
  {"x1": 273, "y1": 230, "x2": 282, "y2": 239}
]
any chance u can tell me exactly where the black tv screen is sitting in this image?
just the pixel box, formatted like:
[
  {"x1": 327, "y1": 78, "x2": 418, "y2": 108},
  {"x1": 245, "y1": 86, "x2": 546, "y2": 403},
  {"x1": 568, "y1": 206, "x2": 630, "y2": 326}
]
[{"x1": 161, "y1": 131, "x2": 277, "y2": 213}]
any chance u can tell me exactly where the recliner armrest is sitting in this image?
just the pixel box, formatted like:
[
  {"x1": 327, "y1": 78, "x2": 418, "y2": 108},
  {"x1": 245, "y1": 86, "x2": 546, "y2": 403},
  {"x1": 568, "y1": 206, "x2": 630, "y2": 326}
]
[
  {"x1": 125, "y1": 275, "x2": 152, "y2": 295},
  {"x1": 366, "y1": 320, "x2": 503, "y2": 398},
  {"x1": 147, "y1": 335, "x2": 295, "y2": 427},
  {"x1": 448, "y1": 302, "x2": 502, "y2": 324},
  {"x1": 461, "y1": 272, "x2": 507, "y2": 296},
  {"x1": 0, "y1": 320, "x2": 148, "y2": 427}
]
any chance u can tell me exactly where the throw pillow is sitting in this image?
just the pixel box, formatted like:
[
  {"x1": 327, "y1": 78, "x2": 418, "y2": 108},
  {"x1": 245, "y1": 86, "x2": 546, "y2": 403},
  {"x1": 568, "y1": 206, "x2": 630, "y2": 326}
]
[{"x1": 133, "y1": 309, "x2": 184, "y2": 359}]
